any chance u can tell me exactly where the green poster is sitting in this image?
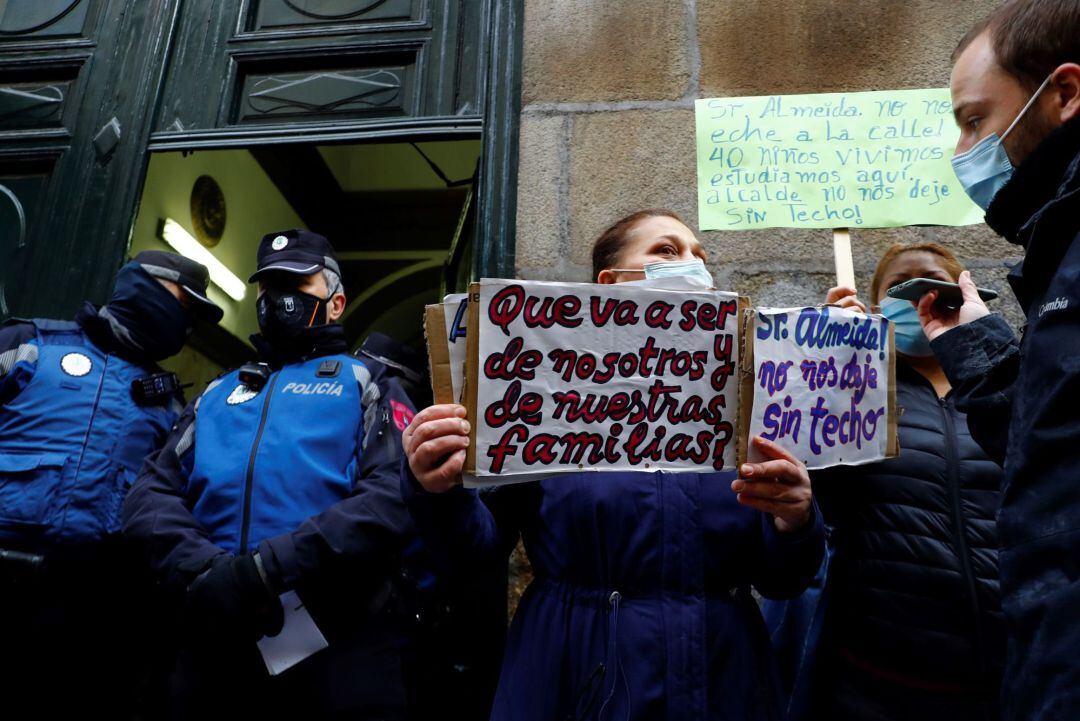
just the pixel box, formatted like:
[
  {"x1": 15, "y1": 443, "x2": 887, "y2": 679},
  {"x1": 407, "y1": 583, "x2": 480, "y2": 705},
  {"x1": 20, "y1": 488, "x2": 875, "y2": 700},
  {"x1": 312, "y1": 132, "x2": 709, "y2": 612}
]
[{"x1": 695, "y1": 88, "x2": 984, "y2": 231}]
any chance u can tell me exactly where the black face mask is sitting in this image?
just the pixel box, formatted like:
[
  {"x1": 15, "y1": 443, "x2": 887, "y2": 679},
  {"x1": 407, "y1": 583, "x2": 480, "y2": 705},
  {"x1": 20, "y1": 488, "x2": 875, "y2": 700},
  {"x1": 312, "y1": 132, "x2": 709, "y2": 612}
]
[
  {"x1": 102, "y1": 263, "x2": 193, "y2": 361},
  {"x1": 256, "y1": 288, "x2": 330, "y2": 353}
]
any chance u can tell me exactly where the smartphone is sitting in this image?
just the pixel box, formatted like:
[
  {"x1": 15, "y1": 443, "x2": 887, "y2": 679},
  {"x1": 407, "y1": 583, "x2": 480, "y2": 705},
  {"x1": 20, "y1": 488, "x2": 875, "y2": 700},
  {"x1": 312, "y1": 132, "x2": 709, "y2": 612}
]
[{"x1": 886, "y1": 278, "x2": 998, "y2": 308}]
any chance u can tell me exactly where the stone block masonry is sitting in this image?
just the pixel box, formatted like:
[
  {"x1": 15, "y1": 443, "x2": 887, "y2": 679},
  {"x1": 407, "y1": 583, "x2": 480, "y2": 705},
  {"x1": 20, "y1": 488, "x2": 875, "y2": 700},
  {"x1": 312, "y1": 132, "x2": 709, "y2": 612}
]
[{"x1": 514, "y1": 0, "x2": 1022, "y2": 328}]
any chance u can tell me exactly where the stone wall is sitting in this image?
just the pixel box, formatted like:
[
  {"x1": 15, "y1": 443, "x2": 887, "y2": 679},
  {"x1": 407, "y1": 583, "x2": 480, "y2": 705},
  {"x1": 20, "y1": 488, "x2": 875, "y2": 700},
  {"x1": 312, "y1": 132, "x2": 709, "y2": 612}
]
[{"x1": 514, "y1": 0, "x2": 1023, "y2": 325}]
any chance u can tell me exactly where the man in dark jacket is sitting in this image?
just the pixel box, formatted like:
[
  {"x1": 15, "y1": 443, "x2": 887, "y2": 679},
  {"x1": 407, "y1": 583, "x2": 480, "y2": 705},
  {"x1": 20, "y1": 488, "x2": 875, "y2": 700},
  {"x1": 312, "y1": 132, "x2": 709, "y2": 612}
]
[
  {"x1": 0, "y1": 250, "x2": 222, "y2": 716},
  {"x1": 918, "y1": 2, "x2": 1080, "y2": 718},
  {"x1": 123, "y1": 230, "x2": 418, "y2": 719}
]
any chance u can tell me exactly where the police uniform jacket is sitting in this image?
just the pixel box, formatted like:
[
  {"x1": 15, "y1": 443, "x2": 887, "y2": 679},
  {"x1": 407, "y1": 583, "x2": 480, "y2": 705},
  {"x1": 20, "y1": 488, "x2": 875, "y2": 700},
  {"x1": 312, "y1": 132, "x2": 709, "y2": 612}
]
[
  {"x1": 0, "y1": 304, "x2": 180, "y2": 548},
  {"x1": 122, "y1": 324, "x2": 416, "y2": 621}
]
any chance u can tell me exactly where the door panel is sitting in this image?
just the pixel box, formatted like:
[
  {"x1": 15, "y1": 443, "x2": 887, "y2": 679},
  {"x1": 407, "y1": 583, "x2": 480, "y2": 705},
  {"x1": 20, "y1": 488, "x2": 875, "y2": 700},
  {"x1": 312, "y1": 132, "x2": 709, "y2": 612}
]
[
  {"x1": 0, "y1": 74, "x2": 73, "y2": 131},
  {"x1": 233, "y1": 49, "x2": 419, "y2": 124},
  {"x1": 245, "y1": 0, "x2": 421, "y2": 33},
  {"x1": 153, "y1": 0, "x2": 479, "y2": 138},
  {"x1": 0, "y1": 0, "x2": 180, "y2": 319},
  {"x1": 0, "y1": 158, "x2": 53, "y2": 315},
  {"x1": 0, "y1": 1, "x2": 93, "y2": 40}
]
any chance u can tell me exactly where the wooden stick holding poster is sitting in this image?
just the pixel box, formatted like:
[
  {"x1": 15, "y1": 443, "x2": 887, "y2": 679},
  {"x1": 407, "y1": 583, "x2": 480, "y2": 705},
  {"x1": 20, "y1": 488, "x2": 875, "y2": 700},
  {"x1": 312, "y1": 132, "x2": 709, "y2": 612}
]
[
  {"x1": 832, "y1": 228, "x2": 856, "y2": 290},
  {"x1": 464, "y1": 279, "x2": 741, "y2": 486}
]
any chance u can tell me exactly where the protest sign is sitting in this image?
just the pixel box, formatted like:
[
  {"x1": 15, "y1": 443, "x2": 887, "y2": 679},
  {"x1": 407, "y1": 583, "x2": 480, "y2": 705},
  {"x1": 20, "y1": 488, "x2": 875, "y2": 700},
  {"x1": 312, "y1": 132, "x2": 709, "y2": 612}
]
[
  {"x1": 425, "y1": 305, "x2": 453, "y2": 404},
  {"x1": 695, "y1": 88, "x2": 983, "y2": 231},
  {"x1": 748, "y1": 306, "x2": 897, "y2": 469},
  {"x1": 464, "y1": 279, "x2": 742, "y2": 484},
  {"x1": 424, "y1": 293, "x2": 469, "y2": 404}
]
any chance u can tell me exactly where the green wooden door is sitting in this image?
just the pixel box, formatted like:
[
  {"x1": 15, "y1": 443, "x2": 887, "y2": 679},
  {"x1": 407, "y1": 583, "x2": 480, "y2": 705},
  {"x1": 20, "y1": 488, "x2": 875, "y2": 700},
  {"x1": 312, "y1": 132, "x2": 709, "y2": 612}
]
[
  {"x1": 0, "y1": 0, "x2": 183, "y2": 318},
  {"x1": 0, "y1": 0, "x2": 521, "y2": 321},
  {"x1": 145, "y1": 0, "x2": 520, "y2": 301}
]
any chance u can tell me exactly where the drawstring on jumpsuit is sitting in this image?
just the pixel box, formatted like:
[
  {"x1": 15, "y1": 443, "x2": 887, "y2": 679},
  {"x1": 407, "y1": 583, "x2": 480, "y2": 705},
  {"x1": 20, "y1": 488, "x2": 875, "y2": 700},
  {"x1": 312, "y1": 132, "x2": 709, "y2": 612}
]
[{"x1": 597, "y1": 591, "x2": 630, "y2": 720}]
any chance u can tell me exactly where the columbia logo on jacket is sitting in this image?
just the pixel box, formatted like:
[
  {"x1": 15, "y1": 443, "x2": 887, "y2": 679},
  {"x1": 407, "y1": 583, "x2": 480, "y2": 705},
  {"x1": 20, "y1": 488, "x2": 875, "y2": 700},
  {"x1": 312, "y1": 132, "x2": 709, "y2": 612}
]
[{"x1": 1038, "y1": 296, "x2": 1069, "y2": 317}]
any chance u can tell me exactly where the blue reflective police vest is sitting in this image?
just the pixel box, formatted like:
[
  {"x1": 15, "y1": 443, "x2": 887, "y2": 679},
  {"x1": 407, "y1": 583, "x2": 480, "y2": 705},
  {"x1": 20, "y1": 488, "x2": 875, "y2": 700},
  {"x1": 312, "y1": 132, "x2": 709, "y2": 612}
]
[
  {"x1": 186, "y1": 353, "x2": 379, "y2": 554},
  {"x1": 0, "y1": 320, "x2": 178, "y2": 545}
]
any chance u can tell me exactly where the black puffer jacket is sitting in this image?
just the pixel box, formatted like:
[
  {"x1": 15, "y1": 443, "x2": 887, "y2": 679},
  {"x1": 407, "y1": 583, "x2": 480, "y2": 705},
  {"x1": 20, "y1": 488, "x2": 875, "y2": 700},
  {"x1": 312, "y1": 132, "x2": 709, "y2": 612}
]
[{"x1": 814, "y1": 361, "x2": 1005, "y2": 695}]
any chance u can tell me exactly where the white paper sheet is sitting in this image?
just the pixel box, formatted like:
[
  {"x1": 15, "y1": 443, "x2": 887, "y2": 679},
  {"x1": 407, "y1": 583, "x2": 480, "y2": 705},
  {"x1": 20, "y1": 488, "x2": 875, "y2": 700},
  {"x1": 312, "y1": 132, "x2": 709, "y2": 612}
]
[{"x1": 256, "y1": 590, "x2": 329, "y2": 676}]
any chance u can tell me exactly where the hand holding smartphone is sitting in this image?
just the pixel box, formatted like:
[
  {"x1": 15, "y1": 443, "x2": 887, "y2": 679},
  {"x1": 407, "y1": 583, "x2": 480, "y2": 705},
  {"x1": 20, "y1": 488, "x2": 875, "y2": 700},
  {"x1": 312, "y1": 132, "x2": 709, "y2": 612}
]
[
  {"x1": 886, "y1": 278, "x2": 997, "y2": 310},
  {"x1": 894, "y1": 270, "x2": 995, "y2": 343}
]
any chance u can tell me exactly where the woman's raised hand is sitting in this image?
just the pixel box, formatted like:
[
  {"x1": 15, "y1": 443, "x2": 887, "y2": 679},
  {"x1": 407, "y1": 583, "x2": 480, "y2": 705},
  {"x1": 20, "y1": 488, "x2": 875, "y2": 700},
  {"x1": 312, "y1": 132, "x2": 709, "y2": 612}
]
[
  {"x1": 825, "y1": 285, "x2": 867, "y2": 314},
  {"x1": 403, "y1": 404, "x2": 470, "y2": 493},
  {"x1": 732, "y1": 436, "x2": 814, "y2": 533}
]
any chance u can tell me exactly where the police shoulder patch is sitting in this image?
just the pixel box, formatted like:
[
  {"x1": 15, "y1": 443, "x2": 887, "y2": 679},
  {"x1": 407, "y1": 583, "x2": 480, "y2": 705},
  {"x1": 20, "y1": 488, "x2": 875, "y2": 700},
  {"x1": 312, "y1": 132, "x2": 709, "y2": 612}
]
[
  {"x1": 226, "y1": 384, "x2": 259, "y2": 405},
  {"x1": 390, "y1": 399, "x2": 414, "y2": 431},
  {"x1": 60, "y1": 352, "x2": 92, "y2": 377}
]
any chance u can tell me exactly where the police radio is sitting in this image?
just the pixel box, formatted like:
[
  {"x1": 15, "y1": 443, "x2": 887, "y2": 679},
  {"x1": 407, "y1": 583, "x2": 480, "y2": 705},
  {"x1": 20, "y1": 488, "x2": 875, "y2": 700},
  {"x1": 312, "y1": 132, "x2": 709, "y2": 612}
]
[
  {"x1": 131, "y1": 372, "x2": 183, "y2": 406},
  {"x1": 238, "y1": 362, "x2": 272, "y2": 391}
]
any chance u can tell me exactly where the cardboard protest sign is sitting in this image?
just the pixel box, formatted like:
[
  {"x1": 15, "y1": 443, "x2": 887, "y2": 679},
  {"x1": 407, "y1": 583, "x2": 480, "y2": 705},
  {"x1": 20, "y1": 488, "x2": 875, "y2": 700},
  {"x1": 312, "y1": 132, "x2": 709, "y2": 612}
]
[
  {"x1": 443, "y1": 293, "x2": 470, "y2": 401},
  {"x1": 464, "y1": 279, "x2": 742, "y2": 484},
  {"x1": 424, "y1": 293, "x2": 469, "y2": 404},
  {"x1": 695, "y1": 88, "x2": 983, "y2": 230},
  {"x1": 748, "y1": 306, "x2": 897, "y2": 469},
  {"x1": 425, "y1": 305, "x2": 454, "y2": 404}
]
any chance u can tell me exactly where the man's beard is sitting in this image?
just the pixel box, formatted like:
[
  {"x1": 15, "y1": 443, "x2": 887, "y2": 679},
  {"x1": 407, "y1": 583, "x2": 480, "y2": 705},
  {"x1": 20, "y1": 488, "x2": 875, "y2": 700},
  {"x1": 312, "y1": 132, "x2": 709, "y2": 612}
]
[{"x1": 1006, "y1": 104, "x2": 1060, "y2": 168}]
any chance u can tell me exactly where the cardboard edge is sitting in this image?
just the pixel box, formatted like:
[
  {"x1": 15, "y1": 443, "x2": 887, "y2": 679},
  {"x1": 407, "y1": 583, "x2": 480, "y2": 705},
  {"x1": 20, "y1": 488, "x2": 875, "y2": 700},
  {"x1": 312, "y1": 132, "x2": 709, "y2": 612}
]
[
  {"x1": 424, "y1": 304, "x2": 455, "y2": 405},
  {"x1": 736, "y1": 296, "x2": 754, "y2": 469},
  {"x1": 886, "y1": 320, "x2": 899, "y2": 458},
  {"x1": 464, "y1": 282, "x2": 481, "y2": 473}
]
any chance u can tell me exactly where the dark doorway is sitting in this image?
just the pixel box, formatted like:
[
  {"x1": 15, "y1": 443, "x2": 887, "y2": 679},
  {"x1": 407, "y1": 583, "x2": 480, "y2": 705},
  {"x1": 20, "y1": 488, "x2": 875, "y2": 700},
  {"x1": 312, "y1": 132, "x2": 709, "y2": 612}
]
[{"x1": 130, "y1": 138, "x2": 479, "y2": 387}]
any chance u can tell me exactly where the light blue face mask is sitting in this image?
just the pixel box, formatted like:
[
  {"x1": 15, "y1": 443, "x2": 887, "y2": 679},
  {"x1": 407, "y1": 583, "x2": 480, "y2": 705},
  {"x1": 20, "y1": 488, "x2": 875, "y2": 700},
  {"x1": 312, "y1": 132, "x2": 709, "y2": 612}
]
[
  {"x1": 612, "y1": 258, "x2": 715, "y2": 288},
  {"x1": 951, "y1": 73, "x2": 1053, "y2": 211},
  {"x1": 880, "y1": 296, "x2": 933, "y2": 357}
]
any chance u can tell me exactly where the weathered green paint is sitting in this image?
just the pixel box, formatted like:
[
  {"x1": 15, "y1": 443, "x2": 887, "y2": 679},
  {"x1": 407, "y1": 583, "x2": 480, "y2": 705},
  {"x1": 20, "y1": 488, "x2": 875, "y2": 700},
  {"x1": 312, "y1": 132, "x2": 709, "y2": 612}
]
[
  {"x1": 474, "y1": 0, "x2": 522, "y2": 281},
  {"x1": 1, "y1": 0, "x2": 184, "y2": 319}
]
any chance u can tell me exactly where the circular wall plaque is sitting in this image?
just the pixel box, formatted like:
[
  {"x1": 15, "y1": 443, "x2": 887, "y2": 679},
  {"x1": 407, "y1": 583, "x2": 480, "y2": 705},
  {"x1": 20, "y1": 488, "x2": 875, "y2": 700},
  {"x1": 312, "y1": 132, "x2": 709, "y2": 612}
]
[{"x1": 190, "y1": 175, "x2": 226, "y2": 247}]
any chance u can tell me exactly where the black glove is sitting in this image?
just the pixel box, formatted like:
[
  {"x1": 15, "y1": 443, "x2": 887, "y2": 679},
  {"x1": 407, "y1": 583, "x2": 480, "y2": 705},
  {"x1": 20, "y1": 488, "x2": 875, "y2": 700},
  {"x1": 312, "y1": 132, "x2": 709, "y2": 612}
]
[{"x1": 187, "y1": 554, "x2": 284, "y2": 642}]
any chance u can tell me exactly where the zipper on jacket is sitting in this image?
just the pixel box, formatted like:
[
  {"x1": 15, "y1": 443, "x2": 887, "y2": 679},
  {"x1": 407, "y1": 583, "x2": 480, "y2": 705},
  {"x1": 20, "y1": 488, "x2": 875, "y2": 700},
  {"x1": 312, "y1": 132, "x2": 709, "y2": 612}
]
[
  {"x1": 240, "y1": 373, "x2": 279, "y2": 553},
  {"x1": 71, "y1": 353, "x2": 109, "y2": 483},
  {"x1": 63, "y1": 353, "x2": 109, "y2": 534},
  {"x1": 938, "y1": 397, "x2": 990, "y2": 687}
]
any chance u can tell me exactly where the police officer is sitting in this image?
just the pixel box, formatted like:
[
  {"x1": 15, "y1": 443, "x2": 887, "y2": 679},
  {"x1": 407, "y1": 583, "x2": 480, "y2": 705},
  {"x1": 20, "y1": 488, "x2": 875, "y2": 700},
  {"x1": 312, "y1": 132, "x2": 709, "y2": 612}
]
[
  {"x1": 123, "y1": 229, "x2": 418, "y2": 720},
  {"x1": 0, "y1": 250, "x2": 222, "y2": 716},
  {"x1": 355, "y1": 332, "x2": 504, "y2": 721}
]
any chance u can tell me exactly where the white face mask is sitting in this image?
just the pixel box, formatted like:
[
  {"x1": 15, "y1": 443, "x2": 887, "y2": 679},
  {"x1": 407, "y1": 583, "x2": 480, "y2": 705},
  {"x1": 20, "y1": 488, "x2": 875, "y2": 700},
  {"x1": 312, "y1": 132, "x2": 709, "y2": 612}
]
[{"x1": 610, "y1": 258, "x2": 715, "y2": 288}]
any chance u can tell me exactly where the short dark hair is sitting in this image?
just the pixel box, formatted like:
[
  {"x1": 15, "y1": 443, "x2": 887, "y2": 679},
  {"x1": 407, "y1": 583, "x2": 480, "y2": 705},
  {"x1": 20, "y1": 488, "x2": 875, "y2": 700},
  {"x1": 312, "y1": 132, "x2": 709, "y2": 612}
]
[
  {"x1": 590, "y1": 208, "x2": 685, "y2": 281},
  {"x1": 954, "y1": 0, "x2": 1080, "y2": 89}
]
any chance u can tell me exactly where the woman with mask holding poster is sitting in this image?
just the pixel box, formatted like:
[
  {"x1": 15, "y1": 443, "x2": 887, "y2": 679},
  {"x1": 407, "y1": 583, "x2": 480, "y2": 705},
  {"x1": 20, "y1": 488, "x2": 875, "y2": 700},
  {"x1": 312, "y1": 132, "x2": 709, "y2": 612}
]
[
  {"x1": 402, "y1": 208, "x2": 824, "y2": 721},
  {"x1": 766, "y1": 243, "x2": 1004, "y2": 721}
]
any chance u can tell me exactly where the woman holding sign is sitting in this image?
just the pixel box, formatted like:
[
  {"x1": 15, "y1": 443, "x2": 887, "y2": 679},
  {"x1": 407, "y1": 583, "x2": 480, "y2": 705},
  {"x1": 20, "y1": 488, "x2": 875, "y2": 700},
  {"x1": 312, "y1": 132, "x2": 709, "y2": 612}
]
[
  {"x1": 767, "y1": 243, "x2": 1004, "y2": 721},
  {"x1": 402, "y1": 209, "x2": 824, "y2": 721}
]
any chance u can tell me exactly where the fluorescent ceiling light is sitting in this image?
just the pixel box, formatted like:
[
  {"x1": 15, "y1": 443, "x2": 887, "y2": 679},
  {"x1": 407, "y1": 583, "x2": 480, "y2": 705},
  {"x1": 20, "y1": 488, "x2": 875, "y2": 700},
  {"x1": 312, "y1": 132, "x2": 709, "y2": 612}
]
[{"x1": 159, "y1": 218, "x2": 246, "y2": 301}]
